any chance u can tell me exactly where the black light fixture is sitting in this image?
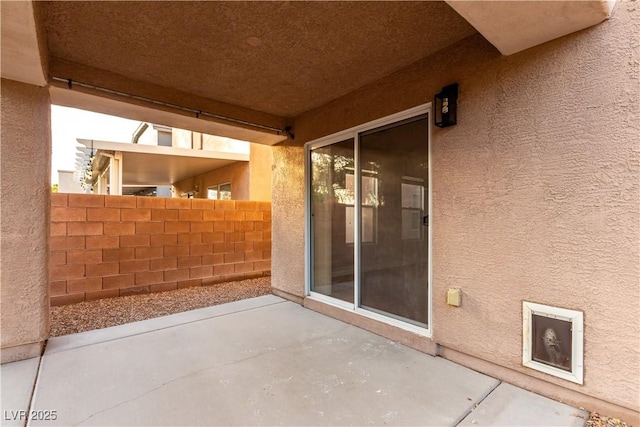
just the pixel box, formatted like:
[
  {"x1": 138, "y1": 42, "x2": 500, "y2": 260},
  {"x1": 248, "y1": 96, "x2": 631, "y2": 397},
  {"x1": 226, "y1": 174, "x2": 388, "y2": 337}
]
[
  {"x1": 285, "y1": 126, "x2": 295, "y2": 140},
  {"x1": 434, "y1": 83, "x2": 458, "y2": 128}
]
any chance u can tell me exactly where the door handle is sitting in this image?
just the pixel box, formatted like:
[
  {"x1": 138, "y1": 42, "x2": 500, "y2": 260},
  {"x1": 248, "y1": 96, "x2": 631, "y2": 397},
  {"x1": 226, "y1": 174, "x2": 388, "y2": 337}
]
[{"x1": 422, "y1": 215, "x2": 429, "y2": 226}]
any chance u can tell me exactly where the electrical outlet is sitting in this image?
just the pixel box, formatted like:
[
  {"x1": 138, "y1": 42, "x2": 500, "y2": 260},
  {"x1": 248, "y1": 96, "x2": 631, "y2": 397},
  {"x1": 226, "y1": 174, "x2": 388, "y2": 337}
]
[{"x1": 447, "y1": 289, "x2": 461, "y2": 307}]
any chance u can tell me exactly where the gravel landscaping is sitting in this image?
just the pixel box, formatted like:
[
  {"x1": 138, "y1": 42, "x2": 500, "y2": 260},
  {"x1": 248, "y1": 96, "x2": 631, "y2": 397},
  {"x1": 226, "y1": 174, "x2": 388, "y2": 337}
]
[
  {"x1": 587, "y1": 412, "x2": 629, "y2": 427},
  {"x1": 50, "y1": 276, "x2": 271, "y2": 337}
]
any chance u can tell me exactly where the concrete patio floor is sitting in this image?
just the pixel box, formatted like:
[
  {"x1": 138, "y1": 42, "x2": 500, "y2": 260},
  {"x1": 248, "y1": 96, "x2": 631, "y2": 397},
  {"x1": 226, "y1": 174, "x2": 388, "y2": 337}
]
[{"x1": 2, "y1": 295, "x2": 588, "y2": 426}]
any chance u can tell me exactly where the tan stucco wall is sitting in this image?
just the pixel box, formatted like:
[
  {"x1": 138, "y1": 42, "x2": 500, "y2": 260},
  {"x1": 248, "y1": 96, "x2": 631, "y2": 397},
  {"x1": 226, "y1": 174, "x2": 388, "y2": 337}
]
[
  {"x1": 1, "y1": 79, "x2": 51, "y2": 363},
  {"x1": 173, "y1": 143, "x2": 271, "y2": 201},
  {"x1": 272, "y1": 144, "x2": 305, "y2": 300},
  {"x1": 272, "y1": 1, "x2": 639, "y2": 417},
  {"x1": 173, "y1": 161, "x2": 250, "y2": 200},
  {"x1": 249, "y1": 143, "x2": 272, "y2": 201},
  {"x1": 171, "y1": 127, "x2": 193, "y2": 149}
]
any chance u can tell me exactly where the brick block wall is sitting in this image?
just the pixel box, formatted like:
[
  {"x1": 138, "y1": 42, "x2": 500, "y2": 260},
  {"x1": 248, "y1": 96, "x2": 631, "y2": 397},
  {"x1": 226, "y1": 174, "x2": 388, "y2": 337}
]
[{"x1": 50, "y1": 194, "x2": 271, "y2": 306}]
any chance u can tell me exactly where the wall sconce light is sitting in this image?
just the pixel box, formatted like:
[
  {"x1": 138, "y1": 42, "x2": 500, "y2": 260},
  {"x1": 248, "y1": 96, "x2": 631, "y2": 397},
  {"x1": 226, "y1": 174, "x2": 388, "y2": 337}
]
[{"x1": 434, "y1": 83, "x2": 458, "y2": 128}]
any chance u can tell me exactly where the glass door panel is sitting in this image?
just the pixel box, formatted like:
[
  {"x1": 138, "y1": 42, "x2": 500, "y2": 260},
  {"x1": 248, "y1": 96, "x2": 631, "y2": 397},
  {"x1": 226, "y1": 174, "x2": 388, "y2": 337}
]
[
  {"x1": 310, "y1": 139, "x2": 355, "y2": 303},
  {"x1": 359, "y1": 116, "x2": 429, "y2": 326}
]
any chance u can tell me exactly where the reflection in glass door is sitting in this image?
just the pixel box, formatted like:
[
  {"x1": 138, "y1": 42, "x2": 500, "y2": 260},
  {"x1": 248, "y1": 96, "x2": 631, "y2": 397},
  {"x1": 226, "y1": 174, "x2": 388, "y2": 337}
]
[
  {"x1": 310, "y1": 139, "x2": 355, "y2": 303},
  {"x1": 359, "y1": 116, "x2": 429, "y2": 327},
  {"x1": 308, "y1": 108, "x2": 430, "y2": 331}
]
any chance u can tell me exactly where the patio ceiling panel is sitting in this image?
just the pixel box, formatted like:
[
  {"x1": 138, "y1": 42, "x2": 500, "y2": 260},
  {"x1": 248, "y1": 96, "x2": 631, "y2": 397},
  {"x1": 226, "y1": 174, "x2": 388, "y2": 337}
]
[
  {"x1": 77, "y1": 139, "x2": 249, "y2": 186},
  {"x1": 119, "y1": 151, "x2": 244, "y2": 186}
]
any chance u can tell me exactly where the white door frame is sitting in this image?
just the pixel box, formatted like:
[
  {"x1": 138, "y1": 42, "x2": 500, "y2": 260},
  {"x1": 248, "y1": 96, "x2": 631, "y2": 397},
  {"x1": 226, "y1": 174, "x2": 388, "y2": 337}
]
[{"x1": 304, "y1": 103, "x2": 433, "y2": 338}]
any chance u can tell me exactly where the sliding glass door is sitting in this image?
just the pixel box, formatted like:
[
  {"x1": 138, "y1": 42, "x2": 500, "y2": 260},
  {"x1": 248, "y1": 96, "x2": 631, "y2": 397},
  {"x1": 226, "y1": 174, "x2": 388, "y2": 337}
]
[
  {"x1": 310, "y1": 139, "x2": 355, "y2": 303},
  {"x1": 359, "y1": 116, "x2": 429, "y2": 327},
  {"x1": 308, "y1": 107, "x2": 431, "y2": 332}
]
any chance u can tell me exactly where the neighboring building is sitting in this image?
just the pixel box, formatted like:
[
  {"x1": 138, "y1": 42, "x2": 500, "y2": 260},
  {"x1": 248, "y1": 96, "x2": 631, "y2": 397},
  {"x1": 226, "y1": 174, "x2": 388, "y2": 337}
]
[
  {"x1": 1, "y1": 1, "x2": 638, "y2": 423},
  {"x1": 172, "y1": 142, "x2": 272, "y2": 201},
  {"x1": 56, "y1": 170, "x2": 85, "y2": 194},
  {"x1": 76, "y1": 124, "x2": 271, "y2": 200}
]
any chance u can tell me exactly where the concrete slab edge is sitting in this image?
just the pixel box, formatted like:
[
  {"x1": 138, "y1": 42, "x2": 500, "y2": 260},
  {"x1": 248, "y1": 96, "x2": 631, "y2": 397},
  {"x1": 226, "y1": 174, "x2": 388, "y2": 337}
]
[
  {"x1": 0, "y1": 356, "x2": 42, "y2": 427},
  {"x1": 304, "y1": 297, "x2": 438, "y2": 355},
  {"x1": 1, "y1": 342, "x2": 44, "y2": 364},
  {"x1": 26, "y1": 355, "x2": 49, "y2": 427},
  {"x1": 24, "y1": 356, "x2": 44, "y2": 427},
  {"x1": 454, "y1": 380, "x2": 503, "y2": 426},
  {"x1": 439, "y1": 345, "x2": 640, "y2": 425},
  {"x1": 271, "y1": 287, "x2": 304, "y2": 305},
  {"x1": 457, "y1": 382, "x2": 590, "y2": 427},
  {"x1": 45, "y1": 295, "x2": 286, "y2": 354}
]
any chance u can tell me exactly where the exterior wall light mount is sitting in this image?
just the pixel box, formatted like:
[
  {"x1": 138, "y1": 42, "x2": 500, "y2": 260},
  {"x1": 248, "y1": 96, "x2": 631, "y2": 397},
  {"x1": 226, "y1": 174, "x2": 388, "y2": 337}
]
[
  {"x1": 285, "y1": 126, "x2": 295, "y2": 140},
  {"x1": 434, "y1": 83, "x2": 458, "y2": 128}
]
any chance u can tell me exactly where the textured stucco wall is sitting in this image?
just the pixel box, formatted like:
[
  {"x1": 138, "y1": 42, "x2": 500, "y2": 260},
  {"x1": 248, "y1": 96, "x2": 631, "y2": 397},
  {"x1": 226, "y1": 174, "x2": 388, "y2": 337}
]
[
  {"x1": 271, "y1": 144, "x2": 305, "y2": 300},
  {"x1": 432, "y1": 3, "x2": 639, "y2": 412},
  {"x1": 273, "y1": 1, "x2": 639, "y2": 415},
  {"x1": 1, "y1": 78, "x2": 51, "y2": 362},
  {"x1": 249, "y1": 143, "x2": 272, "y2": 202}
]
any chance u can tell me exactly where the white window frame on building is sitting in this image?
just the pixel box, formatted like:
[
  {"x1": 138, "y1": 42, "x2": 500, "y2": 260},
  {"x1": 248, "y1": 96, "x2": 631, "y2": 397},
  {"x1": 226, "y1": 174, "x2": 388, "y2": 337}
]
[{"x1": 207, "y1": 182, "x2": 232, "y2": 200}]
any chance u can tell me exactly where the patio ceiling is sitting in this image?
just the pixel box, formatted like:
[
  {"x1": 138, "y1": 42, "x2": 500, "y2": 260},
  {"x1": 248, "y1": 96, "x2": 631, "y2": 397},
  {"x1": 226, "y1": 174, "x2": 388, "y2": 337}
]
[
  {"x1": 2, "y1": 1, "x2": 616, "y2": 143},
  {"x1": 77, "y1": 139, "x2": 249, "y2": 186},
  {"x1": 41, "y1": 1, "x2": 476, "y2": 118}
]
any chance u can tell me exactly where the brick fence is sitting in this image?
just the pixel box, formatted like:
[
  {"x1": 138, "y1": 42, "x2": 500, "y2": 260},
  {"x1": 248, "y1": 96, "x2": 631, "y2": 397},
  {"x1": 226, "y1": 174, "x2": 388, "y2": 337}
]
[{"x1": 50, "y1": 193, "x2": 271, "y2": 306}]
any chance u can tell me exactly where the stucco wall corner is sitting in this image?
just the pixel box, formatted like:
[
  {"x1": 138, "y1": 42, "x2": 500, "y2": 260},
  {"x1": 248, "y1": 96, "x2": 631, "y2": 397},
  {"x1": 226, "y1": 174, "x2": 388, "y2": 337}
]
[
  {"x1": 0, "y1": 78, "x2": 51, "y2": 361},
  {"x1": 271, "y1": 143, "x2": 305, "y2": 298}
]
